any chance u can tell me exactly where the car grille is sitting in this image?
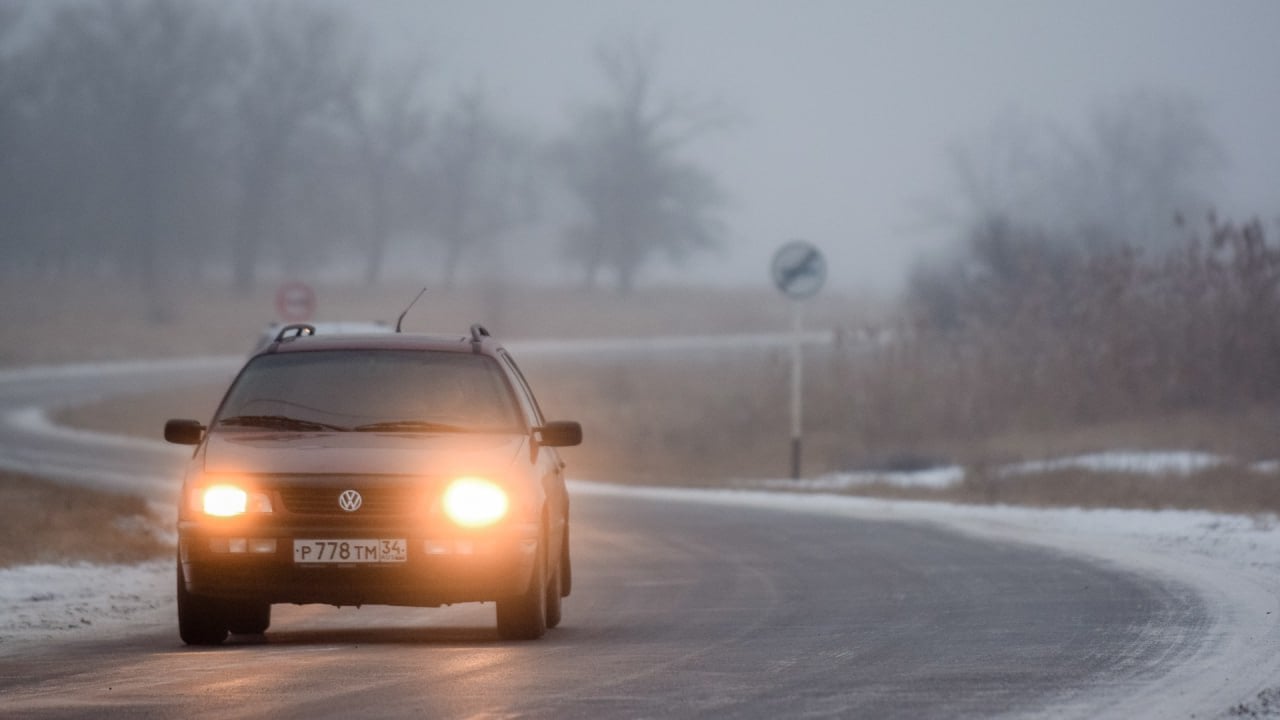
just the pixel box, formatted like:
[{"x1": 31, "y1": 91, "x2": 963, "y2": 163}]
[{"x1": 277, "y1": 486, "x2": 421, "y2": 516}]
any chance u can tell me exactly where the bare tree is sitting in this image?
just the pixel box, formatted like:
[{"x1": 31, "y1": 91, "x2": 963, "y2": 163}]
[
  {"x1": 24, "y1": 0, "x2": 240, "y2": 317},
  {"x1": 429, "y1": 87, "x2": 536, "y2": 288},
  {"x1": 230, "y1": 3, "x2": 359, "y2": 291},
  {"x1": 340, "y1": 59, "x2": 429, "y2": 286},
  {"x1": 0, "y1": 4, "x2": 29, "y2": 270},
  {"x1": 1057, "y1": 91, "x2": 1224, "y2": 248},
  {"x1": 0, "y1": 6, "x2": 22, "y2": 153},
  {"x1": 556, "y1": 33, "x2": 727, "y2": 293}
]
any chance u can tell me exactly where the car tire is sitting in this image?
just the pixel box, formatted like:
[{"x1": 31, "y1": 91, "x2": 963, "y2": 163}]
[
  {"x1": 225, "y1": 601, "x2": 271, "y2": 635},
  {"x1": 176, "y1": 558, "x2": 228, "y2": 646},
  {"x1": 560, "y1": 522, "x2": 572, "y2": 598},
  {"x1": 495, "y1": 526, "x2": 547, "y2": 641},
  {"x1": 545, "y1": 553, "x2": 563, "y2": 630}
]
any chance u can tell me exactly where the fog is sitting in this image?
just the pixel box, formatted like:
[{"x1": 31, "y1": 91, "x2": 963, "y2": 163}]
[
  {"x1": 2, "y1": 0, "x2": 1278, "y2": 296},
  {"x1": 364, "y1": 0, "x2": 1280, "y2": 291},
  {"x1": 389, "y1": 0, "x2": 1280, "y2": 291}
]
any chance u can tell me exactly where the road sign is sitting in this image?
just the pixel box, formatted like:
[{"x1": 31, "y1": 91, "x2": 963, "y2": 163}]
[
  {"x1": 771, "y1": 240, "x2": 826, "y2": 300},
  {"x1": 770, "y1": 240, "x2": 826, "y2": 480},
  {"x1": 275, "y1": 281, "x2": 316, "y2": 322}
]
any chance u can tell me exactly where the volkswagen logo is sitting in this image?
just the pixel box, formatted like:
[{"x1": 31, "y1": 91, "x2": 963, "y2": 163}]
[{"x1": 338, "y1": 489, "x2": 363, "y2": 512}]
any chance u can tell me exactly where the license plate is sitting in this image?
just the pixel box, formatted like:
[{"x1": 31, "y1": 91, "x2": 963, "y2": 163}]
[{"x1": 293, "y1": 539, "x2": 407, "y2": 564}]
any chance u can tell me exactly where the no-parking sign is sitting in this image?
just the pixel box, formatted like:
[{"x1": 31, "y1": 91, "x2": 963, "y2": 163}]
[
  {"x1": 770, "y1": 240, "x2": 826, "y2": 480},
  {"x1": 771, "y1": 240, "x2": 826, "y2": 300},
  {"x1": 275, "y1": 281, "x2": 316, "y2": 322}
]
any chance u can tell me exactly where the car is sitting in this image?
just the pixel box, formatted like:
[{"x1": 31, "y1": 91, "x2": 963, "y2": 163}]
[{"x1": 164, "y1": 322, "x2": 582, "y2": 645}]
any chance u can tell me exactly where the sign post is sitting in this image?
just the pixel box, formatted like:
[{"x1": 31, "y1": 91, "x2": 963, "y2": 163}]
[{"x1": 770, "y1": 240, "x2": 826, "y2": 480}]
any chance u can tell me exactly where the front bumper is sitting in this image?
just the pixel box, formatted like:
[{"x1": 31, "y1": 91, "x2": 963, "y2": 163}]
[{"x1": 178, "y1": 519, "x2": 539, "y2": 607}]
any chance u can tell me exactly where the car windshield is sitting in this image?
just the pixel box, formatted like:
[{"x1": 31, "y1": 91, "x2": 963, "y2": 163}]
[{"x1": 214, "y1": 350, "x2": 523, "y2": 433}]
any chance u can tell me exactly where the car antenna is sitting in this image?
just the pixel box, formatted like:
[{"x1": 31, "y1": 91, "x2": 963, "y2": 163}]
[{"x1": 395, "y1": 287, "x2": 428, "y2": 333}]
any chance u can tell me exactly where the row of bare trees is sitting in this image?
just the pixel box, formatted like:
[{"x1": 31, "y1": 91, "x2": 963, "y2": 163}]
[{"x1": 0, "y1": 1, "x2": 726, "y2": 307}]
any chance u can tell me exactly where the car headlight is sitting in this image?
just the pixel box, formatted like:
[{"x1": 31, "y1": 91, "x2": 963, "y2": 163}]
[
  {"x1": 442, "y1": 477, "x2": 509, "y2": 528},
  {"x1": 194, "y1": 483, "x2": 272, "y2": 517}
]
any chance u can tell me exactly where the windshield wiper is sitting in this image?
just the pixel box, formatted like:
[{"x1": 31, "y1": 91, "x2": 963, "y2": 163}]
[
  {"x1": 217, "y1": 415, "x2": 348, "y2": 432},
  {"x1": 353, "y1": 420, "x2": 469, "y2": 433}
]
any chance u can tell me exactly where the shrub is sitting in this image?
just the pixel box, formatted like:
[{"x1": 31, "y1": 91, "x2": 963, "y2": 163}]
[{"x1": 902, "y1": 215, "x2": 1280, "y2": 431}]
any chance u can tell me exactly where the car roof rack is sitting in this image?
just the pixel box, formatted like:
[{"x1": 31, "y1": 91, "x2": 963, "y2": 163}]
[
  {"x1": 274, "y1": 323, "x2": 316, "y2": 343},
  {"x1": 469, "y1": 324, "x2": 490, "y2": 353}
]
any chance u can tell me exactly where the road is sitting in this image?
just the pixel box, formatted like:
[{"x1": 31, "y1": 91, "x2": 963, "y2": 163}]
[{"x1": 0, "y1": 357, "x2": 1217, "y2": 718}]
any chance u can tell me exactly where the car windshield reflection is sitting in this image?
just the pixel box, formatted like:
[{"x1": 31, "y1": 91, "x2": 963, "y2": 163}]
[
  {"x1": 217, "y1": 415, "x2": 349, "y2": 432},
  {"x1": 351, "y1": 420, "x2": 471, "y2": 433}
]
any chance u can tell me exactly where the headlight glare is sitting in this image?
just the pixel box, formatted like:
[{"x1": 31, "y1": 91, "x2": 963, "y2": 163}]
[
  {"x1": 197, "y1": 483, "x2": 272, "y2": 517},
  {"x1": 442, "y1": 477, "x2": 509, "y2": 528},
  {"x1": 202, "y1": 484, "x2": 248, "y2": 517}
]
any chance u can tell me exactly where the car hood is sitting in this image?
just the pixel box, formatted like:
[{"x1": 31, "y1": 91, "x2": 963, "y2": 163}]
[{"x1": 200, "y1": 431, "x2": 527, "y2": 477}]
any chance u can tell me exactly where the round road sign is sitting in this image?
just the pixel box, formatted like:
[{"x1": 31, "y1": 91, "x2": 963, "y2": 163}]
[
  {"x1": 771, "y1": 240, "x2": 826, "y2": 300},
  {"x1": 275, "y1": 281, "x2": 316, "y2": 322}
]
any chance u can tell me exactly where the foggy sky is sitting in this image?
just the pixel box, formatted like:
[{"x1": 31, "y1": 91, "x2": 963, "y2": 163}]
[{"x1": 366, "y1": 0, "x2": 1280, "y2": 294}]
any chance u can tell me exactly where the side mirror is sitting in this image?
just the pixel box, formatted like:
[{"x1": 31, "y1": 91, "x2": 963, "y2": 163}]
[
  {"x1": 536, "y1": 420, "x2": 582, "y2": 448},
  {"x1": 164, "y1": 419, "x2": 205, "y2": 445}
]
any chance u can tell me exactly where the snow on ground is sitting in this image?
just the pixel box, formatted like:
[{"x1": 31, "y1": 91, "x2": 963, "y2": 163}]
[
  {"x1": 743, "y1": 449, "x2": 1272, "y2": 492},
  {"x1": 0, "y1": 560, "x2": 173, "y2": 650},
  {"x1": 1003, "y1": 450, "x2": 1228, "y2": 476},
  {"x1": 752, "y1": 464, "x2": 966, "y2": 491}
]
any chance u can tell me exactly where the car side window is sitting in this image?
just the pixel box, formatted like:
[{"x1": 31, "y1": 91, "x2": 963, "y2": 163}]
[{"x1": 497, "y1": 351, "x2": 545, "y2": 427}]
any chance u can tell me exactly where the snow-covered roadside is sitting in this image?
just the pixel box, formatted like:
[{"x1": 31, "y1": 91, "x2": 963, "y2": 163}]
[
  {"x1": 746, "y1": 450, "x2": 1280, "y2": 493},
  {"x1": 0, "y1": 560, "x2": 173, "y2": 651}
]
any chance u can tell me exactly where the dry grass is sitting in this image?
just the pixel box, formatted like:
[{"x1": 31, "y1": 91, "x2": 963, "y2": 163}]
[
  {"x1": 0, "y1": 471, "x2": 172, "y2": 569},
  {"x1": 955, "y1": 465, "x2": 1280, "y2": 514},
  {"x1": 906, "y1": 218, "x2": 1280, "y2": 434}
]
